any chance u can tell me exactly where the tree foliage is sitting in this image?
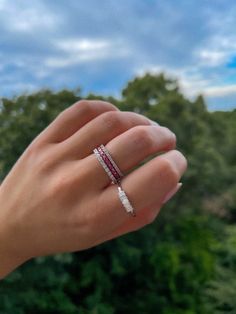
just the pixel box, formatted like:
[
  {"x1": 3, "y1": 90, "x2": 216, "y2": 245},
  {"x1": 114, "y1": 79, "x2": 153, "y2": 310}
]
[{"x1": 0, "y1": 74, "x2": 235, "y2": 313}]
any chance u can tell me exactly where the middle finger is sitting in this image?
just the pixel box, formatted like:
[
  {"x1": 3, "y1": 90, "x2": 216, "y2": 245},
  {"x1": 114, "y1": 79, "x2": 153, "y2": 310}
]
[{"x1": 59, "y1": 111, "x2": 154, "y2": 159}]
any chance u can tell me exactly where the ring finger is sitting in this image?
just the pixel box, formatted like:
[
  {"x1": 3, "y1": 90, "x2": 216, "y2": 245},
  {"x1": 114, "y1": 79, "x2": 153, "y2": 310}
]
[
  {"x1": 88, "y1": 150, "x2": 187, "y2": 239},
  {"x1": 99, "y1": 183, "x2": 182, "y2": 244},
  {"x1": 87, "y1": 124, "x2": 176, "y2": 189}
]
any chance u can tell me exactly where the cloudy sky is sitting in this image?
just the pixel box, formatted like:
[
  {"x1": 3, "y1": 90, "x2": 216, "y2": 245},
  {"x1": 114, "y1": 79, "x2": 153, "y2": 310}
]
[{"x1": 0, "y1": 0, "x2": 236, "y2": 110}]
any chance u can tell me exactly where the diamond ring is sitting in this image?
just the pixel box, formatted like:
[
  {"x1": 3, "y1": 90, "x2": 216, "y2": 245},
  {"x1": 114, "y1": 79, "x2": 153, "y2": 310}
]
[{"x1": 117, "y1": 183, "x2": 136, "y2": 217}]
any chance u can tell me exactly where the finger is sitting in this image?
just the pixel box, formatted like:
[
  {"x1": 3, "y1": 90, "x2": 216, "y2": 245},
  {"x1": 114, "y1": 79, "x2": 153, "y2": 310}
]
[
  {"x1": 98, "y1": 183, "x2": 182, "y2": 244},
  {"x1": 88, "y1": 150, "x2": 187, "y2": 237},
  {"x1": 95, "y1": 205, "x2": 161, "y2": 247},
  {"x1": 87, "y1": 124, "x2": 176, "y2": 189},
  {"x1": 60, "y1": 111, "x2": 154, "y2": 159},
  {"x1": 38, "y1": 100, "x2": 119, "y2": 144}
]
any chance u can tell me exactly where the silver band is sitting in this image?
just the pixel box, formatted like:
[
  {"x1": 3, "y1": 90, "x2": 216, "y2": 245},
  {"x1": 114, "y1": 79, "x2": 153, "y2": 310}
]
[
  {"x1": 118, "y1": 184, "x2": 136, "y2": 217},
  {"x1": 93, "y1": 148, "x2": 117, "y2": 184}
]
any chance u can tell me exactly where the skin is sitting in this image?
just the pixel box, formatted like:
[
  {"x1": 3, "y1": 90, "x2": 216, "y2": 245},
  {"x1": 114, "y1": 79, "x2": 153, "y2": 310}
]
[{"x1": 0, "y1": 100, "x2": 187, "y2": 279}]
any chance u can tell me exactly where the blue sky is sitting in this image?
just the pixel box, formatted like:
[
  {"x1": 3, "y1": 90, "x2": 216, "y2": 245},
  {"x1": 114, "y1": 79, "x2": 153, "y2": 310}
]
[{"x1": 0, "y1": 0, "x2": 236, "y2": 110}]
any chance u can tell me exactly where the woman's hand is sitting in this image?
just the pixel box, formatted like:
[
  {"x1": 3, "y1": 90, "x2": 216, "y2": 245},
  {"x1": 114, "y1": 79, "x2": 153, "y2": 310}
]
[{"x1": 0, "y1": 100, "x2": 187, "y2": 278}]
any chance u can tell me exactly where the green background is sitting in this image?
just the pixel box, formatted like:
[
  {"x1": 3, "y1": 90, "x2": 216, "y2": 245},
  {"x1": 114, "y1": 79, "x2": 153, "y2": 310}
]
[{"x1": 0, "y1": 73, "x2": 235, "y2": 314}]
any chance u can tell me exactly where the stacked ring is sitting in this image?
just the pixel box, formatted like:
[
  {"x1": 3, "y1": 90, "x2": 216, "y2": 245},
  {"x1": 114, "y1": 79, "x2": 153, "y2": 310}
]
[
  {"x1": 93, "y1": 144, "x2": 123, "y2": 184},
  {"x1": 93, "y1": 144, "x2": 136, "y2": 217}
]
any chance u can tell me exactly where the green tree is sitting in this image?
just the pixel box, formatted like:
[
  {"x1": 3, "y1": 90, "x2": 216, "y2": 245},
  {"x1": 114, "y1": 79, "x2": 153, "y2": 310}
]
[{"x1": 0, "y1": 74, "x2": 235, "y2": 313}]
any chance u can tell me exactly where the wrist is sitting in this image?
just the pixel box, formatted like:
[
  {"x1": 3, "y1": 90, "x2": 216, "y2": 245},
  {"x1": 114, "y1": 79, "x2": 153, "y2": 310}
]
[
  {"x1": 0, "y1": 190, "x2": 28, "y2": 279},
  {"x1": 0, "y1": 223, "x2": 25, "y2": 279}
]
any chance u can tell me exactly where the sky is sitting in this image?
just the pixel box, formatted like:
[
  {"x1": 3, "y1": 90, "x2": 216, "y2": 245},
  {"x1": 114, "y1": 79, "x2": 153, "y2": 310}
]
[{"x1": 0, "y1": 0, "x2": 236, "y2": 111}]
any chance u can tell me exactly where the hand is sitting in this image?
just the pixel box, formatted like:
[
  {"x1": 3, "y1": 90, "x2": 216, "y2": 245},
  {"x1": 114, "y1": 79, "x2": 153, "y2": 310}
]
[{"x1": 0, "y1": 100, "x2": 187, "y2": 278}]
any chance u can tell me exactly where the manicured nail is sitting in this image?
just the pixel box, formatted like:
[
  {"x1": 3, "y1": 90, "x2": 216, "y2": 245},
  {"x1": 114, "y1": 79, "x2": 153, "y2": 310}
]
[
  {"x1": 148, "y1": 118, "x2": 160, "y2": 125},
  {"x1": 162, "y1": 183, "x2": 182, "y2": 204},
  {"x1": 148, "y1": 119, "x2": 159, "y2": 126},
  {"x1": 171, "y1": 131, "x2": 177, "y2": 142}
]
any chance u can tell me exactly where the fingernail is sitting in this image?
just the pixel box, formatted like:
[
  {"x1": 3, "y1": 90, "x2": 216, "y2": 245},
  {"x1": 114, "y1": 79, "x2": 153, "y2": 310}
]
[
  {"x1": 148, "y1": 118, "x2": 159, "y2": 126},
  {"x1": 171, "y1": 131, "x2": 176, "y2": 142},
  {"x1": 162, "y1": 183, "x2": 182, "y2": 204}
]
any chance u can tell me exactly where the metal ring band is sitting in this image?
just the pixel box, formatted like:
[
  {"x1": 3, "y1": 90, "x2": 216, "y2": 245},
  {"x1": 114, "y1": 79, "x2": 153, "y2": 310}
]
[
  {"x1": 117, "y1": 184, "x2": 136, "y2": 217},
  {"x1": 97, "y1": 146, "x2": 122, "y2": 183},
  {"x1": 93, "y1": 148, "x2": 117, "y2": 184},
  {"x1": 93, "y1": 144, "x2": 123, "y2": 184},
  {"x1": 100, "y1": 144, "x2": 124, "y2": 178}
]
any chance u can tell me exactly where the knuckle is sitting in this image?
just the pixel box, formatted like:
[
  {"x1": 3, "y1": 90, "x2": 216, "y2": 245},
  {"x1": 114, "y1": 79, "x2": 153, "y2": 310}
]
[
  {"x1": 101, "y1": 111, "x2": 123, "y2": 131},
  {"x1": 158, "y1": 158, "x2": 179, "y2": 184},
  {"x1": 174, "y1": 149, "x2": 188, "y2": 171},
  {"x1": 24, "y1": 143, "x2": 49, "y2": 172},
  {"x1": 160, "y1": 127, "x2": 176, "y2": 146},
  {"x1": 36, "y1": 156, "x2": 51, "y2": 175},
  {"x1": 55, "y1": 109, "x2": 72, "y2": 124},
  {"x1": 76, "y1": 100, "x2": 95, "y2": 116},
  {"x1": 48, "y1": 174, "x2": 69, "y2": 198},
  {"x1": 24, "y1": 142, "x2": 40, "y2": 160},
  {"x1": 132, "y1": 126, "x2": 154, "y2": 151},
  {"x1": 32, "y1": 147, "x2": 56, "y2": 174}
]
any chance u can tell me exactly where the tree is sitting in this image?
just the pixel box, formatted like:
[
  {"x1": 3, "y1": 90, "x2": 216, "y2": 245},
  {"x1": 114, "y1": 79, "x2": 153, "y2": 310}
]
[{"x1": 0, "y1": 74, "x2": 235, "y2": 313}]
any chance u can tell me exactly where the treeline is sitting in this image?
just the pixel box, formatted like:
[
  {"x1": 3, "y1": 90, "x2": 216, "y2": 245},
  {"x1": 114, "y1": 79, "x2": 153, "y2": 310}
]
[{"x1": 0, "y1": 74, "x2": 235, "y2": 313}]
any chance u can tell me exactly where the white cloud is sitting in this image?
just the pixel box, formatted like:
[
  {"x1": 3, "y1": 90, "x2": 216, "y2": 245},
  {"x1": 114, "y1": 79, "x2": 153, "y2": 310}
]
[
  {"x1": 45, "y1": 38, "x2": 131, "y2": 68},
  {"x1": 9, "y1": 10, "x2": 56, "y2": 32},
  {"x1": 135, "y1": 63, "x2": 236, "y2": 101},
  {"x1": 1, "y1": 1, "x2": 236, "y2": 110},
  {"x1": 194, "y1": 11, "x2": 236, "y2": 68},
  {"x1": 57, "y1": 39, "x2": 110, "y2": 52},
  {"x1": 0, "y1": 81, "x2": 37, "y2": 95},
  {"x1": 179, "y1": 77, "x2": 212, "y2": 97},
  {"x1": 0, "y1": 1, "x2": 58, "y2": 33},
  {"x1": 196, "y1": 36, "x2": 236, "y2": 68},
  {"x1": 197, "y1": 50, "x2": 228, "y2": 67},
  {"x1": 135, "y1": 64, "x2": 212, "y2": 98},
  {"x1": 203, "y1": 84, "x2": 236, "y2": 97}
]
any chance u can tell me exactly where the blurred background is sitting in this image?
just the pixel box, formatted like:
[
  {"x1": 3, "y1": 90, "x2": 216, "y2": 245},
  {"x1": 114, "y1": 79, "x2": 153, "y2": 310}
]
[{"x1": 0, "y1": 1, "x2": 236, "y2": 313}]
